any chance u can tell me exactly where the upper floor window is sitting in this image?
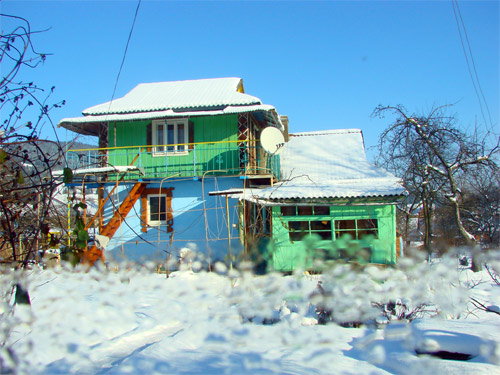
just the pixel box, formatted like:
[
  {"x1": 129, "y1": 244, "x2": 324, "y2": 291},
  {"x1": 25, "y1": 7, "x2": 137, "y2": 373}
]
[{"x1": 152, "y1": 119, "x2": 188, "y2": 156}]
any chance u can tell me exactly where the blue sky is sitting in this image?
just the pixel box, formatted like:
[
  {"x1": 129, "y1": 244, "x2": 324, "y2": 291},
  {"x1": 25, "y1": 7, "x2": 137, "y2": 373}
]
[{"x1": 2, "y1": 0, "x2": 499, "y2": 160}]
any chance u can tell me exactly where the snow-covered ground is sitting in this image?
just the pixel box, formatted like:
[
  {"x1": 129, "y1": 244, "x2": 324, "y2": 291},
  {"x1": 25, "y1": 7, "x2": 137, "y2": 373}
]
[{"x1": 3, "y1": 253, "x2": 500, "y2": 374}]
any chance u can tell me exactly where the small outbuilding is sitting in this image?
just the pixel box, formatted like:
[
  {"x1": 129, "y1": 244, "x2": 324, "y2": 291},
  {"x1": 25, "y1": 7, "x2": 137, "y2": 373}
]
[{"x1": 235, "y1": 129, "x2": 405, "y2": 271}]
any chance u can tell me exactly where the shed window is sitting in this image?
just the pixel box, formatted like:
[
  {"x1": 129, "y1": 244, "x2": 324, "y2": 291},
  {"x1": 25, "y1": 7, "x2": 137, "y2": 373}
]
[
  {"x1": 282, "y1": 205, "x2": 377, "y2": 243},
  {"x1": 281, "y1": 206, "x2": 330, "y2": 216},
  {"x1": 152, "y1": 119, "x2": 188, "y2": 156},
  {"x1": 335, "y1": 219, "x2": 378, "y2": 239},
  {"x1": 280, "y1": 206, "x2": 296, "y2": 216},
  {"x1": 289, "y1": 220, "x2": 332, "y2": 241}
]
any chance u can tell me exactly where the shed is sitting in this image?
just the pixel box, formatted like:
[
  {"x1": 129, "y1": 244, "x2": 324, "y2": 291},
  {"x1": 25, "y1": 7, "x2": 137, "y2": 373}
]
[{"x1": 233, "y1": 129, "x2": 405, "y2": 271}]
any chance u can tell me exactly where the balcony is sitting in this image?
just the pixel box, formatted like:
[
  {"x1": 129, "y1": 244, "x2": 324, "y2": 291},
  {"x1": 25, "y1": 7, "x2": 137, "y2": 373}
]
[{"x1": 65, "y1": 140, "x2": 280, "y2": 181}]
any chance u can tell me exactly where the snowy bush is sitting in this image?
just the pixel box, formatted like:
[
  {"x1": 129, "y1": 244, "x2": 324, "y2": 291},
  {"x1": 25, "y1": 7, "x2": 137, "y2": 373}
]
[
  {"x1": 0, "y1": 249, "x2": 498, "y2": 374},
  {"x1": 0, "y1": 269, "x2": 34, "y2": 374}
]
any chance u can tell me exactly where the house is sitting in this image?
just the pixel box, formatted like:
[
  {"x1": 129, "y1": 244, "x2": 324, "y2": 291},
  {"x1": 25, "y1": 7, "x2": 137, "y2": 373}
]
[
  {"x1": 58, "y1": 77, "x2": 284, "y2": 264},
  {"x1": 232, "y1": 129, "x2": 405, "y2": 271},
  {"x1": 58, "y1": 78, "x2": 404, "y2": 270}
]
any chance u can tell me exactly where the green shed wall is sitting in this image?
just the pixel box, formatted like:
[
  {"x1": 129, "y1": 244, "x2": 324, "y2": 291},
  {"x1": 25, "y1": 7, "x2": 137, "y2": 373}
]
[{"x1": 270, "y1": 203, "x2": 397, "y2": 271}]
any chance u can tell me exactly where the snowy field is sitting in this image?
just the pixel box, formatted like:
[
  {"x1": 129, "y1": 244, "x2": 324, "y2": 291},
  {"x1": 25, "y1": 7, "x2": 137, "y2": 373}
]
[{"x1": 2, "y1": 253, "x2": 500, "y2": 375}]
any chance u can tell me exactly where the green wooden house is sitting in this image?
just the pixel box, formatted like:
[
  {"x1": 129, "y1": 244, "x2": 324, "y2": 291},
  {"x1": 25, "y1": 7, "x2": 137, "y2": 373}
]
[{"x1": 58, "y1": 78, "x2": 284, "y2": 264}]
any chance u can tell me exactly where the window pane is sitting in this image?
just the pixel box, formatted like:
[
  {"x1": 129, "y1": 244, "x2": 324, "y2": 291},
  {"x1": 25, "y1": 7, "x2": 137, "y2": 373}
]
[
  {"x1": 359, "y1": 230, "x2": 378, "y2": 239},
  {"x1": 167, "y1": 124, "x2": 175, "y2": 152},
  {"x1": 281, "y1": 206, "x2": 296, "y2": 216},
  {"x1": 314, "y1": 206, "x2": 330, "y2": 215},
  {"x1": 288, "y1": 221, "x2": 308, "y2": 241},
  {"x1": 335, "y1": 220, "x2": 356, "y2": 230},
  {"x1": 310, "y1": 221, "x2": 332, "y2": 240},
  {"x1": 149, "y1": 195, "x2": 167, "y2": 223},
  {"x1": 298, "y1": 206, "x2": 313, "y2": 216},
  {"x1": 335, "y1": 220, "x2": 356, "y2": 239},
  {"x1": 289, "y1": 221, "x2": 308, "y2": 231},
  {"x1": 159, "y1": 196, "x2": 167, "y2": 221},
  {"x1": 336, "y1": 230, "x2": 356, "y2": 240},
  {"x1": 177, "y1": 123, "x2": 185, "y2": 152},
  {"x1": 150, "y1": 197, "x2": 160, "y2": 222},
  {"x1": 156, "y1": 124, "x2": 165, "y2": 153},
  {"x1": 290, "y1": 231, "x2": 306, "y2": 241},
  {"x1": 357, "y1": 219, "x2": 378, "y2": 230},
  {"x1": 317, "y1": 231, "x2": 332, "y2": 240},
  {"x1": 310, "y1": 220, "x2": 331, "y2": 231},
  {"x1": 357, "y1": 219, "x2": 378, "y2": 239}
]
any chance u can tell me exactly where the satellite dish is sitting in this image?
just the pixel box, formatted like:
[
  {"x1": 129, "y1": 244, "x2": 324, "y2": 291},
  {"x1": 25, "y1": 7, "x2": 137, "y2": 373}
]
[{"x1": 260, "y1": 127, "x2": 285, "y2": 155}]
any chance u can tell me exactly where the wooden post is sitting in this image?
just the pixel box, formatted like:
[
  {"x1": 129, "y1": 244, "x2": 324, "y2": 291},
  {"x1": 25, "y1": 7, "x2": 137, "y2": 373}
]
[
  {"x1": 97, "y1": 185, "x2": 104, "y2": 232},
  {"x1": 225, "y1": 194, "x2": 232, "y2": 267}
]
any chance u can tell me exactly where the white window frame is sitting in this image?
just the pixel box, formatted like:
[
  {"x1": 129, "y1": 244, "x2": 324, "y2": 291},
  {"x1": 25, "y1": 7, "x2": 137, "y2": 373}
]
[
  {"x1": 152, "y1": 118, "x2": 189, "y2": 156},
  {"x1": 147, "y1": 193, "x2": 168, "y2": 226}
]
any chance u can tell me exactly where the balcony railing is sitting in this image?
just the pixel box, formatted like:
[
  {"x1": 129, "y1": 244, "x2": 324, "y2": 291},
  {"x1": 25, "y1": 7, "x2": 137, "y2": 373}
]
[{"x1": 66, "y1": 140, "x2": 280, "y2": 180}]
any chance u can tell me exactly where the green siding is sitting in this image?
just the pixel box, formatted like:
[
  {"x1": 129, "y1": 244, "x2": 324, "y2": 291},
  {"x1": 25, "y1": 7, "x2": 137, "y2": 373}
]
[
  {"x1": 107, "y1": 115, "x2": 240, "y2": 178},
  {"x1": 270, "y1": 203, "x2": 397, "y2": 271}
]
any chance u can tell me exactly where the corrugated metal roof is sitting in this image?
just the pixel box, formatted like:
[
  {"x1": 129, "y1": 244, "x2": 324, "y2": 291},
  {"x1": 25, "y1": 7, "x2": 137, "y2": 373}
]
[
  {"x1": 61, "y1": 104, "x2": 276, "y2": 126},
  {"x1": 234, "y1": 179, "x2": 404, "y2": 201},
  {"x1": 58, "y1": 104, "x2": 280, "y2": 136},
  {"x1": 82, "y1": 77, "x2": 261, "y2": 115},
  {"x1": 238, "y1": 129, "x2": 405, "y2": 200}
]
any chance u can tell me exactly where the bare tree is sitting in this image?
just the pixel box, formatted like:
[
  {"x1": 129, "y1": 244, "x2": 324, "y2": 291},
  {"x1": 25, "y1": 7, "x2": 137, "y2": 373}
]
[
  {"x1": 0, "y1": 14, "x2": 66, "y2": 268},
  {"x1": 373, "y1": 104, "x2": 499, "y2": 263},
  {"x1": 459, "y1": 168, "x2": 500, "y2": 247}
]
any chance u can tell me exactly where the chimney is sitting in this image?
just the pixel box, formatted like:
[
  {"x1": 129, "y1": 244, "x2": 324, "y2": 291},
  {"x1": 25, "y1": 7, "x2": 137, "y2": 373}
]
[{"x1": 280, "y1": 115, "x2": 289, "y2": 142}]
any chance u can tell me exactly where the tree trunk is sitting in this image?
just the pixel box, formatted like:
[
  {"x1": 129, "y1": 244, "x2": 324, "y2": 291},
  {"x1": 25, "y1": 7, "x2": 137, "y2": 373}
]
[{"x1": 422, "y1": 197, "x2": 432, "y2": 252}]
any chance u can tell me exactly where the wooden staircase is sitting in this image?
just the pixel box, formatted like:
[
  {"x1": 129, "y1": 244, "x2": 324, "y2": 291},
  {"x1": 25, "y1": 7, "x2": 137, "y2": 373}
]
[{"x1": 83, "y1": 182, "x2": 146, "y2": 265}]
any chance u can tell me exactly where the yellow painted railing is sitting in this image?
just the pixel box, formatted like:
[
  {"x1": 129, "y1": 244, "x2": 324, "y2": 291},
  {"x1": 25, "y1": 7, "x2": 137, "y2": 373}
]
[{"x1": 66, "y1": 140, "x2": 280, "y2": 179}]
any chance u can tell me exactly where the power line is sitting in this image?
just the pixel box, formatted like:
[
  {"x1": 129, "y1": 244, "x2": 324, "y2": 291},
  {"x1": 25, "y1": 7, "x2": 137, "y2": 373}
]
[
  {"x1": 107, "y1": 0, "x2": 142, "y2": 114},
  {"x1": 451, "y1": 0, "x2": 493, "y2": 132}
]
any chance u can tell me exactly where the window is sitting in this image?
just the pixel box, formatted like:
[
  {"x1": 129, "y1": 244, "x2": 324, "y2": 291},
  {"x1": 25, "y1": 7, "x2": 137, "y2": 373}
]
[
  {"x1": 152, "y1": 119, "x2": 188, "y2": 156},
  {"x1": 282, "y1": 205, "x2": 378, "y2": 243},
  {"x1": 280, "y1": 206, "x2": 296, "y2": 216},
  {"x1": 148, "y1": 194, "x2": 169, "y2": 226},
  {"x1": 289, "y1": 220, "x2": 332, "y2": 241},
  {"x1": 140, "y1": 187, "x2": 174, "y2": 231},
  {"x1": 280, "y1": 206, "x2": 330, "y2": 216},
  {"x1": 335, "y1": 219, "x2": 378, "y2": 240}
]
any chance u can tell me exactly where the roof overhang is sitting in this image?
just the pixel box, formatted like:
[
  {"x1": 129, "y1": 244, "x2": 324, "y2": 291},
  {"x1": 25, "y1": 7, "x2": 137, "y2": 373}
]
[
  {"x1": 230, "y1": 178, "x2": 406, "y2": 203},
  {"x1": 59, "y1": 104, "x2": 282, "y2": 136}
]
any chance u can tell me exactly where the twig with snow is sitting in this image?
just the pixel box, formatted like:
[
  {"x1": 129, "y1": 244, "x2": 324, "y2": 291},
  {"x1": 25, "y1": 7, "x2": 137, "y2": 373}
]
[{"x1": 470, "y1": 297, "x2": 500, "y2": 316}]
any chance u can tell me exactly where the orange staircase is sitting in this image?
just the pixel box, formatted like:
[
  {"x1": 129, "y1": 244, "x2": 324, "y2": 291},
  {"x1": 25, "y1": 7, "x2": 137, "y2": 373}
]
[{"x1": 83, "y1": 182, "x2": 146, "y2": 265}]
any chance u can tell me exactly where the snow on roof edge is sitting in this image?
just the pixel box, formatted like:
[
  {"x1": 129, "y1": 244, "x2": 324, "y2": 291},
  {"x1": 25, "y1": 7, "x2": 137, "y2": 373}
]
[
  {"x1": 290, "y1": 129, "x2": 362, "y2": 137},
  {"x1": 59, "y1": 104, "x2": 277, "y2": 127}
]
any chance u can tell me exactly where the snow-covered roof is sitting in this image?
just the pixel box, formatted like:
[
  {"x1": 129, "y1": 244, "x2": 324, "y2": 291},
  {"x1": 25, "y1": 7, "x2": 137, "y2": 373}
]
[
  {"x1": 59, "y1": 104, "x2": 277, "y2": 136},
  {"x1": 236, "y1": 129, "x2": 404, "y2": 201},
  {"x1": 83, "y1": 78, "x2": 259, "y2": 115},
  {"x1": 58, "y1": 78, "x2": 281, "y2": 136}
]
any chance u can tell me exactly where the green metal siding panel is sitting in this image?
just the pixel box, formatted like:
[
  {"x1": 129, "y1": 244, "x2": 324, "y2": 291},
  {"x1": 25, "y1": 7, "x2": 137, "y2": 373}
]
[
  {"x1": 196, "y1": 114, "x2": 238, "y2": 143},
  {"x1": 270, "y1": 203, "x2": 397, "y2": 271},
  {"x1": 107, "y1": 115, "x2": 239, "y2": 178}
]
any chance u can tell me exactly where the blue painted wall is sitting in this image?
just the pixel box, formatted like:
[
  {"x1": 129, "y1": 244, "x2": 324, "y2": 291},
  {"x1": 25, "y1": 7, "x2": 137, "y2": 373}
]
[{"x1": 105, "y1": 176, "x2": 243, "y2": 264}]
